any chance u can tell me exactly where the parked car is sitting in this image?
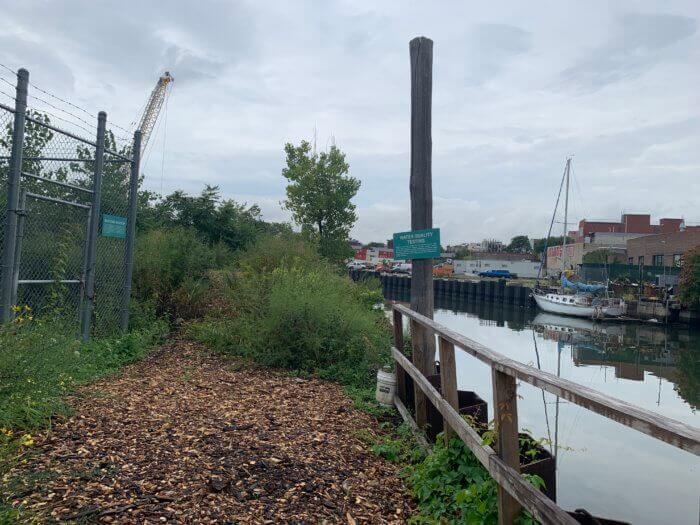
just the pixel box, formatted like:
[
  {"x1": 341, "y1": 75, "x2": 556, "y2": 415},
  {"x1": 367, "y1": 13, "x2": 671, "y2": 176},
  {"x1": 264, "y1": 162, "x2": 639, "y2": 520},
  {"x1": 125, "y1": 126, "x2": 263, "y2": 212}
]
[
  {"x1": 477, "y1": 269, "x2": 517, "y2": 279},
  {"x1": 346, "y1": 260, "x2": 368, "y2": 270},
  {"x1": 393, "y1": 262, "x2": 412, "y2": 274}
]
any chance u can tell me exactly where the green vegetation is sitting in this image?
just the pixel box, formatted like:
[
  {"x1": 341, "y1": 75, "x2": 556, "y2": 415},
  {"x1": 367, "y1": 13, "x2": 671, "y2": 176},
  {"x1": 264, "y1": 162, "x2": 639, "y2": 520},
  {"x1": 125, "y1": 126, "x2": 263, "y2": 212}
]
[
  {"x1": 679, "y1": 246, "x2": 700, "y2": 308},
  {"x1": 282, "y1": 140, "x2": 360, "y2": 262},
  {"x1": 186, "y1": 235, "x2": 392, "y2": 392},
  {"x1": 506, "y1": 235, "x2": 532, "y2": 254},
  {"x1": 0, "y1": 310, "x2": 166, "y2": 509}
]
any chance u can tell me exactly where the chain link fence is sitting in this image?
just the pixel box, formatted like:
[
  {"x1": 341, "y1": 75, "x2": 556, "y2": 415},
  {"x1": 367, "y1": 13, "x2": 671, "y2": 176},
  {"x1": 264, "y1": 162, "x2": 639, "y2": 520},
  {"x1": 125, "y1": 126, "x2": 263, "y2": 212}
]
[{"x1": 0, "y1": 69, "x2": 138, "y2": 338}]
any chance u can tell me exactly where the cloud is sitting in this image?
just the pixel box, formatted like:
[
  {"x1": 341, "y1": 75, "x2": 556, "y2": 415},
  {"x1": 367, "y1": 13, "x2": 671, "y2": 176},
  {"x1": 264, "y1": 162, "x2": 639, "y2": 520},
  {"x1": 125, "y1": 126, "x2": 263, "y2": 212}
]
[
  {"x1": 1, "y1": 1, "x2": 698, "y2": 243},
  {"x1": 559, "y1": 13, "x2": 698, "y2": 92}
]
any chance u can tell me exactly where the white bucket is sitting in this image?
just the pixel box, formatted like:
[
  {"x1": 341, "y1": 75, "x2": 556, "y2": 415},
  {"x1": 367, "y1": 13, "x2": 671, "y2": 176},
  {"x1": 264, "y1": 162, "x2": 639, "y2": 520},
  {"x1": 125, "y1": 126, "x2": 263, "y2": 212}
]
[{"x1": 375, "y1": 369, "x2": 396, "y2": 406}]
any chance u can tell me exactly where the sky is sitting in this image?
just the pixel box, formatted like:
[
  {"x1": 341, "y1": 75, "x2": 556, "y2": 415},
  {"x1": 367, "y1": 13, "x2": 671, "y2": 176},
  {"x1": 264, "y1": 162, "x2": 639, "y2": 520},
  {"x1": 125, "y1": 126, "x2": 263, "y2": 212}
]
[{"x1": 0, "y1": 0, "x2": 698, "y2": 245}]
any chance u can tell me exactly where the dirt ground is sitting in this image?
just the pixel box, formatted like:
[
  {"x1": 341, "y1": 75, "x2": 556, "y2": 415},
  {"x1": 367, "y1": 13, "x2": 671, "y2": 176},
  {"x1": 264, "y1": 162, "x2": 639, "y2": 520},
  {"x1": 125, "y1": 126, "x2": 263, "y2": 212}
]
[{"x1": 5, "y1": 341, "x2": 414, "y2": 523}]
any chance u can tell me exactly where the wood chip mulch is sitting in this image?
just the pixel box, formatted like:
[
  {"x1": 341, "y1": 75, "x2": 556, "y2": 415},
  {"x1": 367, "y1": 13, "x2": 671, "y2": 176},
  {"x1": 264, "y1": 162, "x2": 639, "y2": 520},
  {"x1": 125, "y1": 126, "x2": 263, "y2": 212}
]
[{"x1": 5, "y1": 341, "x2": 415, "y2": 523}]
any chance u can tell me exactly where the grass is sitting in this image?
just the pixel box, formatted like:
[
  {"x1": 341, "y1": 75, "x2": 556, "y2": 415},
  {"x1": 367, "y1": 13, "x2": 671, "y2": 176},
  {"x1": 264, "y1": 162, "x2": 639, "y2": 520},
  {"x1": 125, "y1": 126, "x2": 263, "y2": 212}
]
[{"x1": 0, "y1": 310, "x2": 167, "y2": 522}]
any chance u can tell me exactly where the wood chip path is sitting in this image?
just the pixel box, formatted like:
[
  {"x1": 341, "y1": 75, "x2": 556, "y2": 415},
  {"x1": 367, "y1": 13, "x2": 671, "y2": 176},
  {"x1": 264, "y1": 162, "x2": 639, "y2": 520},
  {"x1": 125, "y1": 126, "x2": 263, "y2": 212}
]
[{"x1": 5, "y1": 341, "x2": 414, "y2": 523}]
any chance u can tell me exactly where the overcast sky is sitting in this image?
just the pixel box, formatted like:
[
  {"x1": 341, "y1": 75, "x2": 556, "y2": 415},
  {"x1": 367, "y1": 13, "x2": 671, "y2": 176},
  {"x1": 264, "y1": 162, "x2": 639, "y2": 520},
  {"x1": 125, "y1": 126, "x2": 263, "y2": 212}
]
[{"x1": 1, "y1": 1, "x2": 698, "y2": 244}]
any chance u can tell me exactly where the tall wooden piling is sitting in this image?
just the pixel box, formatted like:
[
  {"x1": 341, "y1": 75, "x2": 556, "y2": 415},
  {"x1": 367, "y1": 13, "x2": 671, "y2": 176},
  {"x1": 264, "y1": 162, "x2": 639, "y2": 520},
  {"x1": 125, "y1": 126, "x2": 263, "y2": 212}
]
[{"x1": 409, "y1": 36, "x2": 435, "y2": 428}]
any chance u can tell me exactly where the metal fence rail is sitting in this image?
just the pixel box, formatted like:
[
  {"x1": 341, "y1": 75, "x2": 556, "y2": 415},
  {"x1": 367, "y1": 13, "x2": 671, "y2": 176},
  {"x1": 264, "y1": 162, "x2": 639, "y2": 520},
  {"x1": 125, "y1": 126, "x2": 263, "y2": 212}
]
[
  {"x1": 0, "y1": 68, "x2": 142, "y2": 338},
  {"x1": 391, "y1": 302, "x2": 700, "y2": 524}
]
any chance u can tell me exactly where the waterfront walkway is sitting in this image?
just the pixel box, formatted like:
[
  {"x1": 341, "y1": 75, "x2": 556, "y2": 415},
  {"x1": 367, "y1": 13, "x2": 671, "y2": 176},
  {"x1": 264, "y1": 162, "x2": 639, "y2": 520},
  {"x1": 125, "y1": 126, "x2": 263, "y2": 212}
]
[{"x1": 5, "y1": 341, "x2": 413, "y2": 523}]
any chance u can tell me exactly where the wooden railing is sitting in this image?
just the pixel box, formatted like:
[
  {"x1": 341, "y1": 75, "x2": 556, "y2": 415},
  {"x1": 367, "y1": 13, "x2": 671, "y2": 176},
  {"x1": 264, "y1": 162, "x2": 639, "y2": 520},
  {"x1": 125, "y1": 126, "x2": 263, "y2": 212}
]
[{"x1": 391, "y1": 303, "x2": 700, "y2": 525}]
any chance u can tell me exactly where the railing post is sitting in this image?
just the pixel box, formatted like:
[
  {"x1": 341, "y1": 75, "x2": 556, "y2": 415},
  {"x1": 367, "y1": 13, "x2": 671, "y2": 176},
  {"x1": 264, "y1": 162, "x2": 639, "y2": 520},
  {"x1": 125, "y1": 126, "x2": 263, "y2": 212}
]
[
  {"x1": 392, "y1": 307, "x2": 406, "y2": 403},
  {"x1": 0, "y1": 68, "x2": 29, "y2": 323},
  {"x1": 439, "y1": 336, "x2": 458, "y2": 444},
  {"x1": 492, "y1": 369, "x2": 521, "y2": 524},
  {"x1": 120, "y1": 130, "x2": 142, "y2": 332},
  {"x1": 411, "y1": 319, "x2": 430, "y2": 427},
  {"x1": 80, "y1": 111, "x2": 106, "y2": 341}
]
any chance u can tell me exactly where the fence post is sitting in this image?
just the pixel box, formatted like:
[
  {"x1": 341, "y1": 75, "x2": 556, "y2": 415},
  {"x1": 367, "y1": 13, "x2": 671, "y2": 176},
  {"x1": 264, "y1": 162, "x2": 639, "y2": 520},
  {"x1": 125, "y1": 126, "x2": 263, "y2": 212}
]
[
  {"x1": 0, "y1": 68, "x2": 29, "y2": 323},
  {"x1": 492, "y1": 369, "x2": 521, "y2": 524},
  {"x1": 10, "y1": 189, "x2": 27, "y2": 306},
  {"x1": 120, "y1": 130, "x2": 142, "y2": 332},
  {"x1": 80, "y1": 111, "x2": 106, "y2": 341},
  {"x1": 392, "y1": 307, "x2": 406, "y2": 403},
  {"x1": 439, "y1": 336, "x2": 458, "y2": 444}
]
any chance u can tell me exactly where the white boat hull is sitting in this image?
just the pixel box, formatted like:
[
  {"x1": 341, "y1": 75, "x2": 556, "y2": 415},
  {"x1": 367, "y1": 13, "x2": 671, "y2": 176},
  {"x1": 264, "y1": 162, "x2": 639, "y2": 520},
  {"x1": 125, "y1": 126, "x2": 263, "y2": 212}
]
[
  {"x1": 533, "y1": 293, "x2": 595, "y2": 317},
  {"x1": 533, "y1": 292, "x2": 623, "y2": 318}
]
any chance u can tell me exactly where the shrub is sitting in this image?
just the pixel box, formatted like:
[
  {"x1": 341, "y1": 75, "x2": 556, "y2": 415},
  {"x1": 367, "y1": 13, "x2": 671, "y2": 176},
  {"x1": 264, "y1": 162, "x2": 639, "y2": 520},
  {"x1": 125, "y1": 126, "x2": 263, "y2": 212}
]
[
  {"x1": 133, "y1": 227, "x2": 231, "y2": 318},
  {"x1": 254, "y1": 265, "x2": 390, "y2": 386},
  {"x1": 187, "y1": 236, "x2": 391, "y2": 389},
  {"x1": 678, "y1": 246, "x2": 700, "y2": 308},
  {"x1": 407, "y1": 438, "x2": 541, "y2": 525}
]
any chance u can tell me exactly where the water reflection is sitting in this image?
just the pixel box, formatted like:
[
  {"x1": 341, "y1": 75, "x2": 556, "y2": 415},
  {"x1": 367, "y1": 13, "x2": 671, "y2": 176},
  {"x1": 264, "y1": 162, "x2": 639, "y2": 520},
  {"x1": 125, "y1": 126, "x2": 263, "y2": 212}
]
[
  {"x1": 532, "y1": 312, "x2": 700, "y2": 411},
  {"x1": 386, "y1": 289, "x2": 700, "y2": 524}
]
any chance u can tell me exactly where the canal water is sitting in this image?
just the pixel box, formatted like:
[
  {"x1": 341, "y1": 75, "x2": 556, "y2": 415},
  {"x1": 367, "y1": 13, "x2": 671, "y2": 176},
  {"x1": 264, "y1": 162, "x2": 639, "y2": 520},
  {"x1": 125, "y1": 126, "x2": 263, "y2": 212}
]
[{"x1": 390, "y1": 293, "x2": 700, "y2": 525}]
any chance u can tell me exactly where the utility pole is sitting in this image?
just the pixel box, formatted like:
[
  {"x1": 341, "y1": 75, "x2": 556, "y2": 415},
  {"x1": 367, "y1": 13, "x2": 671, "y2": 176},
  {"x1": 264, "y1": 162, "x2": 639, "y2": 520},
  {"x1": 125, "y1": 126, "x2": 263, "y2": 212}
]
[{"x1": 409, "y1": 36, "x2": 435, "y2": 428}]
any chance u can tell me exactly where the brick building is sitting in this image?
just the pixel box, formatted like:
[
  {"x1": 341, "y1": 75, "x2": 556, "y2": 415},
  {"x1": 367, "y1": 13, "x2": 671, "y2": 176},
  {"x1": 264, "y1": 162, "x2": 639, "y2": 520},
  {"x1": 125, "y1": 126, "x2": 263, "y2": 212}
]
[
  {"x1": 626, "y1": 230, "x2": 700, "y2": 267},
  {"x1": 571, "y1": 214, "x2": 687, "y2": 242}
]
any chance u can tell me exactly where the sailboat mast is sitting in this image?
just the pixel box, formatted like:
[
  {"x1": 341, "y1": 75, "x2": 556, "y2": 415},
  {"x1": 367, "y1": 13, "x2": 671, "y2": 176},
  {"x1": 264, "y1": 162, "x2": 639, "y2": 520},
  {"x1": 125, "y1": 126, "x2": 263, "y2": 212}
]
[{"x1": 562, "y1": 158, "x2": 571, "y2": 272}]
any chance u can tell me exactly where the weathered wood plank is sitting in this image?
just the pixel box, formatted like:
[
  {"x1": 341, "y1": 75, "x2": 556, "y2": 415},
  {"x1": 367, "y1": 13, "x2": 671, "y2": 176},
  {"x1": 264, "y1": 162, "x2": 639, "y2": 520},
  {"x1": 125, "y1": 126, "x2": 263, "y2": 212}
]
[
  {"x1": 393, "y1": 347, "x2": 491, "y2": 466},
  {"x1": 489, "y1": 456, "x2": 577, "y2": 525},
  {"x1": 493, "y1": 369, "x2": 521, "y2": 524},
  {"x1": 393, "y1": 394, "x2": 432, "y2": 454},
  {"x1": 393, "y1": 308, "x2": 407, "y2": 403},
  {"x1": 393, "y1": 303, "x2": 700, "y2": 455},
  {"x1": 392, "y1": 347, "x2": 577, "y2": 524},
  {"x1": 439, "y1": 337, "x2": 458, "y2": 444},
  {"x1": 410, "y1": 319, "x2": 429, "y2": 428}
]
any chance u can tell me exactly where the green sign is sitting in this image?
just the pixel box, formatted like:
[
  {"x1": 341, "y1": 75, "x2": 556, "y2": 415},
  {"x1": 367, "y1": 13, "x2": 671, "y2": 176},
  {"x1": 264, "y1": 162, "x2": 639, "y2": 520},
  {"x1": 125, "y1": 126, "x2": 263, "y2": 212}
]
[
  {"x1": 101, "y1": 214, "x2": 127, "y2": 239},
  {"x1": 393, "y1": 228, "x2": 441, "y2": 260}
]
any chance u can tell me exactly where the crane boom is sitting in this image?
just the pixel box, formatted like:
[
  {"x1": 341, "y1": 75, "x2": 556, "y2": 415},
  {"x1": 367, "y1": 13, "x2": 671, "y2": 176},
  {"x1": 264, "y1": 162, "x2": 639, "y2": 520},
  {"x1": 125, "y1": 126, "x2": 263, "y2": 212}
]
[{"x1": 137, "y1": 71, "x2": 173, "y2": 153}]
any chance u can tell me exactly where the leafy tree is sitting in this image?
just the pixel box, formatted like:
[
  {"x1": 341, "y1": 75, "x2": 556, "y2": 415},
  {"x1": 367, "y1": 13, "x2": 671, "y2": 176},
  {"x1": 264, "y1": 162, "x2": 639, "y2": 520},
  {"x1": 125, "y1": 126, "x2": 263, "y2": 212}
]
[
  {"x1": 365, "y1": 241, "x2": 385, "y2": 248},
  {"x1": 678, "y1": 246, "x2": 700, "y2": 308},
  {"x1": 146, "y1": 185, "x2": 292, "y2": 252},
  {"x1": 282, "y1": 140, "x2": 360, "y2": 261},
  {"x1": 506, "y1": 235, "x2": 531, "y2": 253}
]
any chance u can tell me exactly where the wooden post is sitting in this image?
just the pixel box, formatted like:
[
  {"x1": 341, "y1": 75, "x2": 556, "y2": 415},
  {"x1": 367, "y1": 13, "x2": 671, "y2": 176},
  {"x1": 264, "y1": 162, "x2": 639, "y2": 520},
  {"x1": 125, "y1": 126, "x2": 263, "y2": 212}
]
[
  {"x1": 439, "y1": 336, "x2": 458, "y2": 444},
  {"x1": 393, "y1": 308, "x2": 406, "y2": 403},
  {"x1": 409, "y1": 36, "x2": 435, "y2": 429},
  {"x1": 492, "y1": 369, "x2": 521, "y2": 524}
]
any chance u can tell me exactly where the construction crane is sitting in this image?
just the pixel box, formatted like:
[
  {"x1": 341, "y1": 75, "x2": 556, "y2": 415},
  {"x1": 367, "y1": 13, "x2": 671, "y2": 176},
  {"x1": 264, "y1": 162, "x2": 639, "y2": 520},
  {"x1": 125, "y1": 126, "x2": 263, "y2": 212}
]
[{"x1": 136, "y1": 71, "x2": 173, "y2": 153}]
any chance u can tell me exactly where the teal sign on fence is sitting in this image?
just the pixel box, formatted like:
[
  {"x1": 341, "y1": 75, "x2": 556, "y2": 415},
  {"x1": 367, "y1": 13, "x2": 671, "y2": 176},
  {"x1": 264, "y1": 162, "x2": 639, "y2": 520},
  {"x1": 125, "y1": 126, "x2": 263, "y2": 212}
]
[
  {"x1": 101, "y1": 214, "x2": 127, "y2": 239},
  {"x1": 393, "y1": 228, "x2": 441, "y2": 260}
]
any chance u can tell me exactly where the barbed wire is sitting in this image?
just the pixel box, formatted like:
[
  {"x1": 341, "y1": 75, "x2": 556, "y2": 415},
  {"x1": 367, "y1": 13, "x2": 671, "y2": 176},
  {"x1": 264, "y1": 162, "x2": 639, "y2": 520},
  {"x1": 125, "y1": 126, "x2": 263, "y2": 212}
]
[
  {"x1": 0, "y1": 61, "x2": 132, "y2": 136},
  {"x1": 0, "y1": 87, "x2": 15, "y2": 104}
]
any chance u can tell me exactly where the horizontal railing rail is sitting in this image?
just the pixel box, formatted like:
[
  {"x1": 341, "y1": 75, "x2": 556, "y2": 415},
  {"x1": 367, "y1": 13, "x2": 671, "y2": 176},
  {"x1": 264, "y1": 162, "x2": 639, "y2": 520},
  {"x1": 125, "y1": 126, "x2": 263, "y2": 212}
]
[{"x1": 390, "y1": 302, "x2": 700, "y2": 525}]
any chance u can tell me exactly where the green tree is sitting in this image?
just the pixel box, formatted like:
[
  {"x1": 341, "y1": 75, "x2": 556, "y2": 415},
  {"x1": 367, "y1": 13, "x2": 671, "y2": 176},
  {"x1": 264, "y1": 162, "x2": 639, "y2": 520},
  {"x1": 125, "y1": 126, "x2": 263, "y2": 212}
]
[
  {"x1": 678, "y1": 246, "x2": 700, "y2": 308},
  {"x1": 506, "y1": 235, "x2": 531, "y2": 253},
  {"x1": 146, "y1": 185, "x2": 291, "y2": 252},
  {"x1": 282, "y1": 140, "x2": 360, "y2": 261}
]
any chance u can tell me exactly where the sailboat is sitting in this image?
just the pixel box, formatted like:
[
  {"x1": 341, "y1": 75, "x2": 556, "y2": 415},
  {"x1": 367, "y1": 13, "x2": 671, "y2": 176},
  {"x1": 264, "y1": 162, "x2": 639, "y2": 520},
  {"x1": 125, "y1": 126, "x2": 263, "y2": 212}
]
[{"x1": 533, "y1": 158, "x2": 624, "y2": 319}]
